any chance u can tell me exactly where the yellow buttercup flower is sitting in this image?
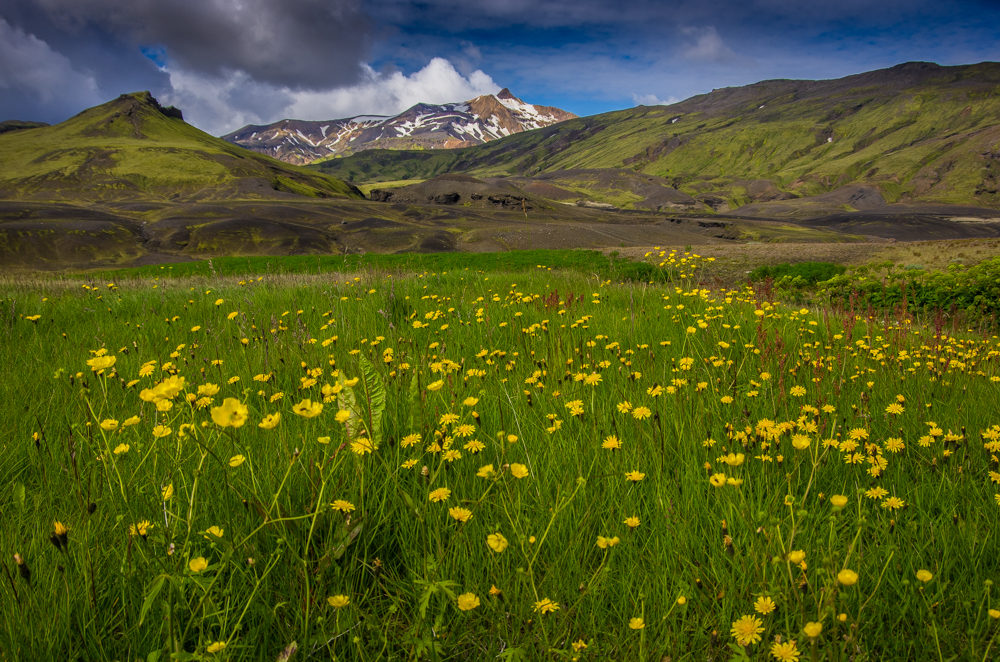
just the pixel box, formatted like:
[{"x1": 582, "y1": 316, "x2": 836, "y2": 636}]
[
  {"x1": 229, "y1": 454, "x2": 245, "y2": 467},
  {"x1": 292, "y1": 398, "x2": 323, "y2": 418},
  {"x1": 335, "y1": 410, "x2": 351, "y2": 423},
  {"x1": 189, "y1": 557, "x2": 209, "y2": 573},
  {"x1": 457, "y1": 592, "x2": 480, "y2": 611},
  {"x1": 204, "y1": 526, "x2": 224, "y2": 539},
  {"x1": 916, "y1": 569, "x2": 933, "y2": 583},
  {"x1": 803, "y1": 622, "x2": 822, "y2": 638},
  {"x1": 328, "y1": 595, "x2": 350, "y2": 608},
  {"x1": 838, "y1": 569, "x2": 858, "y2": 586},
  {"x1": 487, "y1": 532, "x2": 508, "y2": 552},
  {"x1": 258, "y1": 412, "x2": 280, "y2": 429},
  {"x1": 509, "y1": 463, "x2": 529, "y2": 478},
  {"x1": 206, "y1": 642, "x2": 226, "y2": 654},
  {"x1": 100, "y1": 419, "x2": 119, "y2": 431},
  {"x1": 628, "y1": 617, "x2": 645, "y2": 630},
  {"x1": 211, "y1": 398, "x2": 248, "y2": 428}
]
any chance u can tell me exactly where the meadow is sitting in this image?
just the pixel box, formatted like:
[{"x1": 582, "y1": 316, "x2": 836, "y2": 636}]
[{"x1": 1, "y1": 249, "x2": 999, "y2": 661}]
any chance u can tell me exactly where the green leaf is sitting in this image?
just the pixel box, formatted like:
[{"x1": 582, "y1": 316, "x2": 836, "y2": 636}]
[
  {"x1": 331, "y1": 516, "x2": 364, "y2": 561},
  {"x1": 138, "y1": 574, "x2": 167, "y2": 626},
  {"x1": 357, "y1": 354, "x2": 386, "y2": 446},
  {"x1": 12, "y1": 482, "x2": 24, "y2": 510}
]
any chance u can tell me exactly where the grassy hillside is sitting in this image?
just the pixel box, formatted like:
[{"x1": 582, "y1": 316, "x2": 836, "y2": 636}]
[
  {"x1": 315, "y1": 62, "x2": 1000, "y2": 210},
  {"x1": 0, "y1": 92, "x2": 362, "y2": 202}
]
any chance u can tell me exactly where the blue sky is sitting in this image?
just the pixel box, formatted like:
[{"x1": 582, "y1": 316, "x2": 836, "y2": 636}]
[{"x1": 1, "y1": 0, "x2": 999, "y2": 134}]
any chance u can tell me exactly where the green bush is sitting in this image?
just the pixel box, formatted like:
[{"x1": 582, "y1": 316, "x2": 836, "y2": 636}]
[{"x1": 748, "y1": 261, "x2": 846, "y2": 286}]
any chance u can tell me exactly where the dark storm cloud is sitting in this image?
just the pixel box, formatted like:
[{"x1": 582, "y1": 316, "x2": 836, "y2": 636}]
[{"x1": 30, "y1": 0, "x2": 372, "y2": 90}]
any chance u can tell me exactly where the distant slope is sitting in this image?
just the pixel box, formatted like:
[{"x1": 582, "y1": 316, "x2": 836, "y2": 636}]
[
  {"x1": 313, "y1": 62, "x2": 1000, "y2": 211},
  {"x1": 223, "y1": 89, "x2": 575, "y2": 165},
  {"x1": 0, "y1": 120, "x2": 49, "y2": 135},
  {"x1": 0, "y1": 92, "x2": 362, "y2": 202}
]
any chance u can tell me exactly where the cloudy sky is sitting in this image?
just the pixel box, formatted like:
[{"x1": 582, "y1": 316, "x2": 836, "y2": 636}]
[{"x1": 1, "y1": 0, "x2": 999, "y2": 135}]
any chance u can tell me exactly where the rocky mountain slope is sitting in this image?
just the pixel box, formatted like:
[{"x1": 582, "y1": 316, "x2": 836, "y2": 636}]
[
  {"x1": 314, "y1": 62, "x2": 1000, "y2": 214},
  {"x1": 223, "y1": 89, "x2": 575, "y2": 165}
]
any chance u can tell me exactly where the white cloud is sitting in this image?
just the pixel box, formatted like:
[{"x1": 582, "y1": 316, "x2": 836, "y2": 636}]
[
  {"x1": 632, "y1": 93, "x2": 680, "y2": 106},
  {"x1": 159, "y1": 56, "x2": 500, "y2": 135},
  {"x1": 286, "y1": 58, "x2": 499, "y2": 121},
  {"x1": 0, "y1": 17, "x2": 102, "y2": 109},
  {"x1": 680, "y1": 26, "x2": 739, "y2": 64}
]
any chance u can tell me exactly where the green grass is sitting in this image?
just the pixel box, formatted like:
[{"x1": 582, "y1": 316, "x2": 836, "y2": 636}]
[
  {"x1": 73, "y1": 249, "x2": 672, "y2": 284},
  {"x1": 2, "y1": 259, "x2": 1000, "y2": 660}
]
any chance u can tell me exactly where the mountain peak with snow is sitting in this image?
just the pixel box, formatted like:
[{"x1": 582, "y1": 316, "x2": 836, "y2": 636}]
[{"x1": 222, "y1": 91, "x2": 576, "y2": 165}]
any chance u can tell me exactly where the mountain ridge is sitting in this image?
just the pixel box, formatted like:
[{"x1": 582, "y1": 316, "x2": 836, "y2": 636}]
[
  {"x1": 313, "y1": 61, "x2": 1000, "y2": 214},
  {"x1": 222, "y1": 88, "x2": 576, "y2": 165}
]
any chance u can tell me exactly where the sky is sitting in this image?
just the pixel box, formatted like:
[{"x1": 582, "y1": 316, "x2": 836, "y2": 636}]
[{"x1": 1, "y1": 0, "x2": 999, "y2": 136}]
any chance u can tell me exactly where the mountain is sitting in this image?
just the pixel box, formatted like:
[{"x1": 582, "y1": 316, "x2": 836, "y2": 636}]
[
  {"x1": 222, "y1": 89, "x2": 576, "y2": 165},
  {"x1": 312, "y1": 62, "x2": 1000, "y2": 214},
  {"x1": 0, "y1": 120, "x2": 50, "y2": 135},
  {"x1": 0, "y1": 91, "x2": 362, "y2": 202}
]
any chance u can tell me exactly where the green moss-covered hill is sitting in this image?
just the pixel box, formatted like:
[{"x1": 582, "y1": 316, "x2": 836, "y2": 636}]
[
  {"x1": 314, "y1": 62, "x2": 1000, "y2": 211},
  {"x1": 0, "y1": 92, "x2": 362, "y2": 202}
]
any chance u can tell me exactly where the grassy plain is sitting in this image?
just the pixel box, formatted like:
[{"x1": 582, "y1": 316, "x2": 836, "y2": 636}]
[{"x1": 1, "y1": 253, "x2": 1000, "y2": 661}]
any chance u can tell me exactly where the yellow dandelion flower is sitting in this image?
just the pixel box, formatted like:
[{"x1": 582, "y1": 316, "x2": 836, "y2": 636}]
[
  {"x1": 730, "y1": 614, "x2": 764, "y2": 646},
  {"x1": 429, "y1": 487, "x2": 451, "y2": 502}
]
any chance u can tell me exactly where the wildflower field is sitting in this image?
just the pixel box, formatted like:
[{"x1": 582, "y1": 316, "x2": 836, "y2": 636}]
[{"x1": 2, "y1": 252, "x2": 1000, "y2": 661}]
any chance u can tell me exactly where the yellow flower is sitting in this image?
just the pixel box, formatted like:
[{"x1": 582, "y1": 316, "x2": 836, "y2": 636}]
[
  {"x1": 632, "y1": 406, "x2": 652, "y2": 420},
  {"x1": 317, "y1": 436, "x2": 330, "y2": 444},
  {"x1": 787, "y1": 550, "x2": 806, "y2": 565},
  {"x1": 206, "y1": 642, "x2": 226, "y2": 654},
  {"x1": 476, "y1": 464, "x2": 495, "y2": 479},
  {"x1": 837, "y1": 569, "x2": 858, "y2": 586},
  {"x1": 790, "y1": 385, "x2": 806, "y2": 396},
  {"x1": 830, "y1": 494, "x2": 848, "y2": 508},
  {"x1": 350, "y1": 437, "x2": 375, "y2": 455},
  {"x1": 596, "y1": 536, "x2": 620, "y2": 549},
  {"x1": 709, "y1": 473, "x2": 727, "y2": 488},
  {"x1": 228, "y1": 454, "x2": 245, "y2": 467},
  {"x1": 292, "y1": 399, "x2": 323, "y2": 418},
  {"x1": 426, "y1": 380, "x2": 444, "y2": 391},
  {"x1": 204, "y1": 526, "x2": 224, "y2": 539},
  {"x1": 152, "y1": 425, "x2": 172, "y2": 438},
  {"x1": 629, "y1": 617, "x2": 645, "y2": 630},
  {"x1": 676, "y1": 596, "x2": 686, "y2": 605},
  {"x1": 487, "y1": 533, "x2": 508, "y2": 552},
  {"x1": 87, "y1": 355, "x2": 116, "y2": 371},
  {"x1": 328, "y1": 595, "x2": 350, "y2": 608},
  {"x1": 123, "y1": 415, "x2": 141, "y2": 427},
  {"x1": 211, "y1": 398, "x2": 248, "y2": 428},
  {"x1": 449, "y1": 507, "x2": 473, "y2": 522},
  {"x1": 429, "y1": 487, "x2": 451, "y2": 502},
  {"x1": 162, "y1": 484, "x2": 174, "y2": 501},
  {"x1": 463, "y1": 397, "x2": 479, "y2": 406},
  {"x1": 770, "y1": 640, "x2": 800, "y2": 661},
  {"x1": 754, "y1": 596, "x2": 776, "y2": 615},
  {"x1": 990, "y1": 609, "x2": 1000, "y2": 619},
  {"x1": 113, "y1": 443, "x2": 130, "y2": 455},
  {"x1": 509, "y1": 463, "x2": 529, "y2": 478},
  {"x1": 258, "y1": 413, "x2": 280, "y2": 429},
  {"x1": 189, "y1": 557, "x2": 209, "y2": 573},
  {"x1": 331, "y1": 500, "x2": 355, "y2": 513},
  {"x1": 533, "y1": 598, "x2": 560, "y2": 614},
  {"x1": 730, "y1": 614, "x2": 764, "y2": 646},
  {"x1": 457, "y1": 592, "x2": 480, "y2": 611},
  {"x1": 624, "y1": 516, "x2": 640, "y2": 529},
  {"x1": 100, "y1": 419, "x2": 119, "y2": 431},
  {"x1": 401, "y1": 433, "x2": 421, "y2": 447},
  {"x1": 625, "y1": 470, "x2": 645, "y2": 482},
  {"x1": 198, "y1": 383, "x2": 220, "y2": 397},
  {"x1": 603, "y1": 435, "x2": 622, "y2": 450},
  {"x1": 803, "y1": 622, "x2": 822, "y2": 638},
  {"x1": 335, "y1": 410, "x2": 351, "y2": 423},
  {"x1": 916, "y1": 569, "x2": 933, "y2": 583},
  {"x1": 129, "y1": 520, "x2": 153, "y2": 537},
  {"x1": 227, "y1": 311, "x2": 239, "y2": 320},
  {"x1": 214, "y1": 298, "x2": 224, "y2": 306}
]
